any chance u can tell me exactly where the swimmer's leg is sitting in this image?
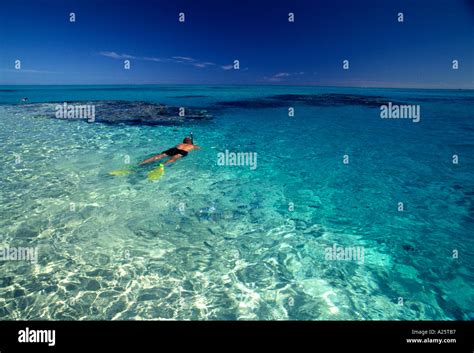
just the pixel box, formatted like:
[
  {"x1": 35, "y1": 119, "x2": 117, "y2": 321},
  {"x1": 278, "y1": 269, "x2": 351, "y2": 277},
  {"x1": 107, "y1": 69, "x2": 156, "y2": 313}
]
[
  {"x1": 139, "y1": 153, "x2": 167, "y2": 166},
  {"x1": 163, "y1": 154, "x2": 183, "y2": 166}
]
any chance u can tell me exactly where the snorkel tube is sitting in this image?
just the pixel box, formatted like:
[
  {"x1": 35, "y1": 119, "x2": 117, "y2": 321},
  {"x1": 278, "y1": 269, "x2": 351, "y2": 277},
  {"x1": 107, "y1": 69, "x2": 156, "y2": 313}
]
[{"x1": 189, "y1": 132, "x2": 194, "y2": 144}]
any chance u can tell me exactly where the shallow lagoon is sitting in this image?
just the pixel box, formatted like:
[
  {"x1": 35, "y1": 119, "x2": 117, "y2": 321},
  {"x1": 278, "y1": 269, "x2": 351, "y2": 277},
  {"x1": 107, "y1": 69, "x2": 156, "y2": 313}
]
[{"x1": 0, "y1": 85, "x2": 473, "y2": 320}]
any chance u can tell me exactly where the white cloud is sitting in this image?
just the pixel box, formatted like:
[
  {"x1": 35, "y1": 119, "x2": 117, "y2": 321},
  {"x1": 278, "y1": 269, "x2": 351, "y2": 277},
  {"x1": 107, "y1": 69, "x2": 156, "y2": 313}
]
[
  {"x1": 261, "y1": 71, "x2": 305, "y2": 82},
  {"x1": 99, "y1": 51, "x2": 136, "y2": 60},
  {"x1": 100, "y1": 52, "x2": 219, "y2": 69},
  {"x1": 262, "y1": 72, "x2": 291, "y2": 82},
  {"x1": 193, "y1": 62, "x2": 215, "y2": 68},
  {"x1": 263, "y1": 77, "x2": 283, "y2": 82},
  {"x1": 143, "y1": 57, "x2": 165, "y2": 62},
  {"x1": 172, "y1": 56, "x2": 195, "y2": 62},
  {"x1": 1, "y1": 68, "x2": 61, "y2": 74}
]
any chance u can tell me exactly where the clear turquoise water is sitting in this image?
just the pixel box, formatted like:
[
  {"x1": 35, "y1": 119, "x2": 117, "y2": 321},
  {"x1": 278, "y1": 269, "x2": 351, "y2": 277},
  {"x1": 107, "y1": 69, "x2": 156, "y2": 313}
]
[{"x1": 0, "y1": 85, "x2": 473, "y2": 320}]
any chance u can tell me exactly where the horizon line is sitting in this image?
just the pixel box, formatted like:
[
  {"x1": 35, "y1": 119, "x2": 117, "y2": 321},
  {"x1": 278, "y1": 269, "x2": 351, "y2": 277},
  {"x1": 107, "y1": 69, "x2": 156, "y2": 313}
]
[{"x1": 1, "y1": 83, "x2": 473, "y2": 91}]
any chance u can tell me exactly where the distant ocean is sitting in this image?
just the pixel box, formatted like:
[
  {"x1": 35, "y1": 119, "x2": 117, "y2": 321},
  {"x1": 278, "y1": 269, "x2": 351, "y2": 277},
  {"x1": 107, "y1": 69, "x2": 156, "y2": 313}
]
[{"x1": 0, "y1": 85, "x2": 473, "y2": 320}]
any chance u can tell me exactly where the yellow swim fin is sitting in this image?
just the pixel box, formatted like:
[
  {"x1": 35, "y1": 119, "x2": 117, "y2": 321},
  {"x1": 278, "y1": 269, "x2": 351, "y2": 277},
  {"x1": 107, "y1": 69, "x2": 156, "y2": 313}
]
[
  {"x1": 109, "y1": 165, "x2": 136, "y2": 176},
  {"x1": 147, "y1": 163, "x2": 165, "y2": 181}
]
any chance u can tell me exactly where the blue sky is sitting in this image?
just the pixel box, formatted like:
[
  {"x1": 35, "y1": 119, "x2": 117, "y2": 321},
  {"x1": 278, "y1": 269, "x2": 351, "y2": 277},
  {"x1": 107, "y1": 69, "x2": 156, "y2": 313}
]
[{"x1": 0, "y1": 0, "x2": 473, "y2": 88}]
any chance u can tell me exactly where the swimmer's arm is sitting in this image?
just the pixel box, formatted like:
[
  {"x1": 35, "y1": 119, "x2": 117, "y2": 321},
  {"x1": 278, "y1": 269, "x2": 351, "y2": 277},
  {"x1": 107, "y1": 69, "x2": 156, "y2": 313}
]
[{"x1": 193, "y1": 145, "x2": 201, "y2": 150}]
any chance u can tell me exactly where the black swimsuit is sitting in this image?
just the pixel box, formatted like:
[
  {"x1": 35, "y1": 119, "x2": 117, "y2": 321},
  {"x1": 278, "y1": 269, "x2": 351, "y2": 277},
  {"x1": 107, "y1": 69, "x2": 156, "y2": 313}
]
[{"x1": 162, "y1": 147, "x2": 188, "y2": 157}]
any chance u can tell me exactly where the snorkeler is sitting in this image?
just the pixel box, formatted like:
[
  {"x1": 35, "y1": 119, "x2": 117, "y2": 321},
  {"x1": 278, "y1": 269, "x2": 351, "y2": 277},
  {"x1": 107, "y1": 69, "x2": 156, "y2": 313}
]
[{"x1": 138, "y1": 135, "x2": 201, "y2": 166}]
